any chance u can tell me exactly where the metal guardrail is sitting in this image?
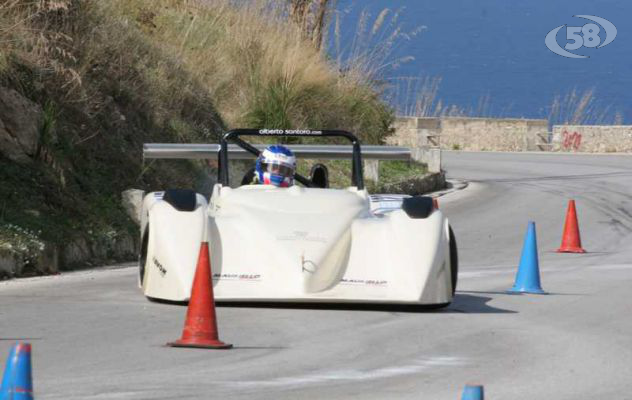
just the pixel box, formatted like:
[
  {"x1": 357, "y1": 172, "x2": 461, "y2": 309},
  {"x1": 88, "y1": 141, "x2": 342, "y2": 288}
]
[{"x1": 143, "y1": 144, "x2": 411, "y2": 161}]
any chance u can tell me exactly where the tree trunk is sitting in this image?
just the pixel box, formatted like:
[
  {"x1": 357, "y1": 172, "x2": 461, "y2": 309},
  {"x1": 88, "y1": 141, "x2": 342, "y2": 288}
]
[
  {"x1": 310, "y1": 0, "x2": 329, "y2": 51},
  {"x1": 288, "y1": 0, "x2": 330, "y2": 51},
  {"x1": 289, "y1": 0, "x2": 310, "y2": 32}
]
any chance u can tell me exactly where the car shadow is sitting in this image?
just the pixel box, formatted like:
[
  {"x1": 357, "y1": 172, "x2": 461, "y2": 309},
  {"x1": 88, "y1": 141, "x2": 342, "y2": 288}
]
[
  {"x1": 217, "y1": 293, "x2": 515, "y2": 314},
  {"x1": 447, "y1": 293, "x2": 516, "y2": 314},
  {"x1": 460, "y1": 289, "x2": 585, "y2": 296}
]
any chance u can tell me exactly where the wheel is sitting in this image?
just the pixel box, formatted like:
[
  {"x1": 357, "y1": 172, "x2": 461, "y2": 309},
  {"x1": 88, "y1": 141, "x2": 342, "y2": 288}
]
[
  {"x1": 139, "y1": 226, "x2": 149, "y2": 286},
  {"x1": 449, "y1": 225, "x2": 458, "y2": 296}
]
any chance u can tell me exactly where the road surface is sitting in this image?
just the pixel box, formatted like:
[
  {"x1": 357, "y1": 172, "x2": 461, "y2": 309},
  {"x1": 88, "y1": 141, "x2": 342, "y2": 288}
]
[{"x1": 1, "y1": 151, "x2": 631, "y2": 399}]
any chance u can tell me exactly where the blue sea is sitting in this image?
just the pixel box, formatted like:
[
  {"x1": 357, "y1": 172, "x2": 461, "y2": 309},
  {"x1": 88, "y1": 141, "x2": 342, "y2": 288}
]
[{"x1": 330, "y1": 0, "x2": 631, "y2": 122}]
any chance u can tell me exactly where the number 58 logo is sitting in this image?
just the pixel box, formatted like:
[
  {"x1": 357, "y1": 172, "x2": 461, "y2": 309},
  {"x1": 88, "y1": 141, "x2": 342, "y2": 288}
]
[{"x1": 545, "y1": 15, "x2": 617, "y2": 58}]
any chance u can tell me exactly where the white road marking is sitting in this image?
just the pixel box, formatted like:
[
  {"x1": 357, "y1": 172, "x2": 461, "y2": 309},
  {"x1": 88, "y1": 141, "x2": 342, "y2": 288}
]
[
  {"x1": 587, "y1": 263, "x2": 632, "y2": 271},
  {"x1": 214, "y1": 356, "x2": 466, "y2": 389},
  {"x1": 459, "y1": 268, "x2": 513, "y2": 278}
]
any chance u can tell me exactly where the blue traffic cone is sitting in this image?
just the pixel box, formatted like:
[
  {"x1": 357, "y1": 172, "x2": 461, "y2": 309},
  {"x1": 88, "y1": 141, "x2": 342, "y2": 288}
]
[
  {"x1": 509, "y1": 221, "x2": 545, "y2": 294},
  {"x1": 0, "y1": 343, "x2": 33, "y2": 400},
  {"x1": 461, "y1": 384, "x2": 484, "y2": 400}
]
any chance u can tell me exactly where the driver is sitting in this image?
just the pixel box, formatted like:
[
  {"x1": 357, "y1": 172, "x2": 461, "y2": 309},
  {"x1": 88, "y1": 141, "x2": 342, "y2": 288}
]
[{"x1": 254, "y1": 145, "x2": 296, "y2": 187}]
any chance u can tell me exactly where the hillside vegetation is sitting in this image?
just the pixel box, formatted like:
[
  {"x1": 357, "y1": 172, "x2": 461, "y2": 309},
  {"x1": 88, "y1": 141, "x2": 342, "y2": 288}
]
[{"x1": 0, "y1": 0, "x2": 393, "y2": 276}]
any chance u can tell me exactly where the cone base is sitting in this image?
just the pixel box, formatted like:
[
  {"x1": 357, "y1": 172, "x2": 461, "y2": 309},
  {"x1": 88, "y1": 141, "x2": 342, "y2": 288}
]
[
  {"x1": 462, "y1": 384, "x2": 484, "y2": 400},
  {"x1": 557, "y1": 247, "x2": 586, "y2": 253},
  {"x1": 508, "y1": 286, "x2": 546, "y2": 294},
  {"x1": 167, "y1": 339, "x2": 233, "y2": 349}
]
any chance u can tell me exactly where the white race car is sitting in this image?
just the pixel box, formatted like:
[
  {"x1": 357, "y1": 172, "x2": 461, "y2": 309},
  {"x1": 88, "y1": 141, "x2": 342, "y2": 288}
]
[{"x1": 139, "y1": 129, "x2": 458, "y2": 307}]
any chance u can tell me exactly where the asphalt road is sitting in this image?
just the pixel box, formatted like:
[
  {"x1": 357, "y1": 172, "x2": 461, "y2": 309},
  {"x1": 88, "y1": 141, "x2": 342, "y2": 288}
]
[{"x1": 1, "y1": 151, "x2": 632, "y2": 399}]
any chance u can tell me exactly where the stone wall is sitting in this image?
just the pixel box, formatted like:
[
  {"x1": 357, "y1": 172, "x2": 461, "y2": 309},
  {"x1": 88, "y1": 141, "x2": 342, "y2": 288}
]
[
  {"x1": 390, "y1": 116, "x2": 549, "y2": 152},
  {"x1": 551, "y1": 125, "x2": 632, "y2": 153},
  {"x1": 440, "y1": 117, "x2": 548, "y2": 151},
  {"x1": 388, "y1": 117, "x2": 441, "y2": 172},
  {"x1": 389, "y1": 117, "x2": 441, "y2": 148},
  {"x1": 0, "y1": 234, "x2": 136, "y2": 279}
]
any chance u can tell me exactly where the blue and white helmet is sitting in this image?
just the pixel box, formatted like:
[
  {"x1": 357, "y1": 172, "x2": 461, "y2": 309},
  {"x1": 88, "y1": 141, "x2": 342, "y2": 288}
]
[{"x1": 255, "y1": 145, "x2": 296, "y2": 187}]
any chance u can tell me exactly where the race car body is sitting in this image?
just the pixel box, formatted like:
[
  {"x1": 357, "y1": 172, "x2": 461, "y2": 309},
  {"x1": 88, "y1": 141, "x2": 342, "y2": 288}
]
[{"x1": 139, "y1": 129, "x2": 457, "y2": 306}]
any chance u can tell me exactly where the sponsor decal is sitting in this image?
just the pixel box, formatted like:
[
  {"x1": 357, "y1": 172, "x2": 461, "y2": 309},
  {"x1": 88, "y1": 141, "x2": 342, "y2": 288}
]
[
  {"x1": 301, "y1": 255, "x2": 317, "y2": 274},
  {"x1": 277, "y1": 231, "x2": 326, "y2": 243},
  {"x1": 340, "y1": 278, "x2": 388, "y2": 286},
  {"x1": 152, "y1": 257, "x2": 167, "y2": 276},
  {"x1": 213, "y1": 273, "x2": 261, "y2": 281},
  {"x1": 372, "y1": 201, "x2": 403, "y2": 209},
  {"x1": 259, "y1": 129, "x2": 323, "y2": 136},
  {"x1": 369, "y1": 195, "x2": 406, "y2": 215}
]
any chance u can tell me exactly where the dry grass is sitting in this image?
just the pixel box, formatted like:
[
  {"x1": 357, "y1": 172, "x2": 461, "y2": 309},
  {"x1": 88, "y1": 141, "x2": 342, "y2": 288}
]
[
  {"x1": 106, "y1": 0, "x2": 392, "y2": 142},
  {"x1": 1, "y1": 0, "x2": 392, "y2": 144},
  {"x1": 548, "y1": 88, "x2": 622, "y2": 126},
  {"x1": 0, "y1": 0, "x2": 395, "y2": 258},
  {"x1": 385, "y1": 76, "x2": 493, "y2": 118},
  {"x1": 331, "y1": 6, "x2": 422, "y2": 85},
  {"x1": 387, "y1": 76, "x2": 622, "y2": 125},
  {"x1": 1, "y1": 0, "x2": 224, "y2": 144}
]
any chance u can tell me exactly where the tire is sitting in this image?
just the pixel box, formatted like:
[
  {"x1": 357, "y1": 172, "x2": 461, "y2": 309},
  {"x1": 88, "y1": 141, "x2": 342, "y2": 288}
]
[
  {"x1": 449, "y1": 225, "x2": 458, "y2": 296},
  {"x1": 139, "y1": 226, "x2": 149, "y2": 286}
]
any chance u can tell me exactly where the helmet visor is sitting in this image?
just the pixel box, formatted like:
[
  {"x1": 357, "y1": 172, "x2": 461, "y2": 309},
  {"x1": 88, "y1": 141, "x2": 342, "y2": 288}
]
[{"x1": 261, "y1": 162, "x2": 294, "y2": 178}]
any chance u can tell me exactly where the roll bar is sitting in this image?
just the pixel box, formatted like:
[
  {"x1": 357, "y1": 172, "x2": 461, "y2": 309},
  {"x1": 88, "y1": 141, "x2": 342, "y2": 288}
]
[{"x1": 219, "y1": 129, "x2": 365, "y2": 189}]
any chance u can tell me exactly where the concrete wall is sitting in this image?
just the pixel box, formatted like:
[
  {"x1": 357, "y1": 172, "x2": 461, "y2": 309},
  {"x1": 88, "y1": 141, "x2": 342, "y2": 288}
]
[
  {"x1": 440, "y1": 117, "x2": 548, "y2": 151},
  {"x1": 391, "y1": 117, "x2": 632, "y2": 154},
  {"x1": 388, "y1": 117, "x2": 441, "y2": 172},
  {"x1": 389, "y1": 117, "x2": 441, "y2": 148},
  {"x1": 551, "y1": 125, "x2": 632, "y2": 153},
  {"x1": 390, "y1": 116, "x2": 549, "y2": 152}
]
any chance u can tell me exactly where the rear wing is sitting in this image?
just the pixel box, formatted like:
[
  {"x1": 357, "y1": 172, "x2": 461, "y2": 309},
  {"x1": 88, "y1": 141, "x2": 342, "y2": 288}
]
[
  {"x1": 143, "y1": 143, "x2": 411, "y2": 161},
  {"x1": 144, "y1": 129, "x2": 411, "y2": 189}
]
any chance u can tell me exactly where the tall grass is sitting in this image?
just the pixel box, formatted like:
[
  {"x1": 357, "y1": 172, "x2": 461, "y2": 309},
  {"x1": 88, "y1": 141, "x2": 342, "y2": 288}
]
[
  {"x1": 0, "y1": 0, "x2": 224, "y2": 146},
  {"x1": 547, "y1": 88, "x2": 623, "y2": 126},
  {"x1": 385, "y1": 76, "x2": 494, "y2": 118},
  {"x1": 0, "y1": 0, "x2": 393, "y2": 145},
  {"x1": 330, "y1": 6, "x2": 423, "y2": 84},
  {"x1": 326, "y1": 5, "x2": 498, "y2": 118},
  {"x1": 109, "y1": 0, "x2": 392, "y2": 143},
  {"x1": 0, "y1": 0, "x2": 396, "y2": 257},
  {"x1": 386, "y1": 76, "x2": 622, "y2": 125}
]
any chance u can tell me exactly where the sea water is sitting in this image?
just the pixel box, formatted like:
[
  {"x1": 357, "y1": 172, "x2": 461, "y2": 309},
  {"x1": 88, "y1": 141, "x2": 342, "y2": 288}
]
[{"x1": 331, "y1": 0, "x2": 631, "y2": 122}]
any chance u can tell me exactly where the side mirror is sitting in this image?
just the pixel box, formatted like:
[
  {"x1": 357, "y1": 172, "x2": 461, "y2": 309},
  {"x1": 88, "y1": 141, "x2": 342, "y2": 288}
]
[{"x1": 310, "y1": 163, "x2": 329, "y2": 188}]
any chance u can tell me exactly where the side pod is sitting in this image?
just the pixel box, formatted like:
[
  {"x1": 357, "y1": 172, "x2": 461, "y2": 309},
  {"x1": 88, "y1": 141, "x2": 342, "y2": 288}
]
[{"x1": 139, "y1": 189, "x2": 208, "y2": 301}]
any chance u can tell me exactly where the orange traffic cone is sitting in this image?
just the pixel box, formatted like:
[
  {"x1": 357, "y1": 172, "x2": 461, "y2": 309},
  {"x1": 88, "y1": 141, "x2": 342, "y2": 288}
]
[
  {"x1": 168, "y1": 242, "x2": 232, "y2": 349},
  {"x1": 557, "y1": 200, "x2": 586, "y2": 253}
]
